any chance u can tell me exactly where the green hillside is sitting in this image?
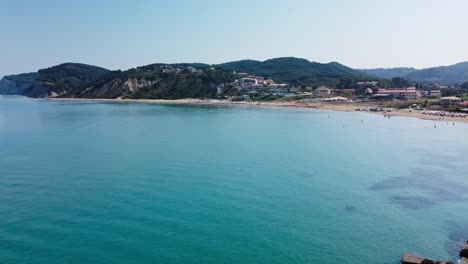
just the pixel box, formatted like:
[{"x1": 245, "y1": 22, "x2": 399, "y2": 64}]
[
  {"x1": 360, "y1": 68, "x2": 417, "y2": 79},
  {"x1": 405, "y1": 62, "x2": 468, "y2": 84},
  {"x1": 219, "y1": 57, "x2": 370, "y2": 86},
  {"x1": 37, "y1": 63, "x2": 111, "y2": 96}
]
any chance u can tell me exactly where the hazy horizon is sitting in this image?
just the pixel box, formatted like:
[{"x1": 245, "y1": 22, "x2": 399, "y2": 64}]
[{"x1": 1, "y1": 0, "x2": 468, "y2": 77}]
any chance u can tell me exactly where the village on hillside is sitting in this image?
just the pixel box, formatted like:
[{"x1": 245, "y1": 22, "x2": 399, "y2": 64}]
[
  {"x1": 119, "y1": 64, "x2": 468, "y2": 118},
  {"x1": 211, "y1": 70, "x2": 468, "y2": 118}
]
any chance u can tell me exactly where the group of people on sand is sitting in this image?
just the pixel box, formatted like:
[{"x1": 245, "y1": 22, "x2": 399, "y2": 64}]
[
  {"x1": 422, "y1": 111, "x2": 467, "y2": 118},
  {"x1": 358, "y1": 107, "x2": 393, "y2": 112}
]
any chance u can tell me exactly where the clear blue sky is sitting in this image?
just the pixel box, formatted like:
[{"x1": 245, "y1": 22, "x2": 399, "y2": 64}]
[{"x1": 1, "y1": 0, "x2": 468, "y2": 77}]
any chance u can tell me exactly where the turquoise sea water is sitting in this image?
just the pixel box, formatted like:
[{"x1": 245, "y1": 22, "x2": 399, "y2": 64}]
[{"x1": 0, "y1": 95, "x2": 467, "y2": 264}]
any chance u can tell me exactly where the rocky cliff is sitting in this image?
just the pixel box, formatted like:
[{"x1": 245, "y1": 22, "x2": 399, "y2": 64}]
[
  {"x1": 0, "y1": 63, "x2": 110, "y2": 98},
  {"x1": 0, "y1": 72, "x2": 44, "y2": 97},
  {"x1": 1, "y1": 62, "x2": 236, "y2": 100}
]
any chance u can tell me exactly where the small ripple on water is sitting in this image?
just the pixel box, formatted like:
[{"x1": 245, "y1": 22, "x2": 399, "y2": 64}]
[
  {"x1": 344, "y1": 205, "x2": 357, "y2": 211},
  {"x1": 389, "y1": 195, "x2": 436, "y2": 209}
]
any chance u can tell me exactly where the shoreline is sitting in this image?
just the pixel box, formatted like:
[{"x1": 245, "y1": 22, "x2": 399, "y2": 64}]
[{"x1": 47, "y1": 97, "x2": 468, "y2": 124}]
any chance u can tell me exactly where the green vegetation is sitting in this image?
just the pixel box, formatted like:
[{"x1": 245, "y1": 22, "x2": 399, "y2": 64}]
[
  {"x1": 219, "y1": 57, "x2": 373, "y2": 87},
  {"x1": 1, "y1": 62, "x2": 236, "y2": 99},
  {"x1": 0, "y1": 63, "x2": 110, "y2": 97},
  {"x1": 0, "y1": 72, "x2": 39, "y2": 95},
  {"x1": 82, "y1": 65, "x2": 236, "y2": 99},
  {"x1": 390, "y1": 77, "x2": 409, "y2": 88},
  {"x1": 406, "y1": 62, "x2": 468, "y2": 84},
  {"x1": 441, "y1": 88, "x2": 464, "y2": 97},
  {"x1": 359, "y1": 67, "x2": 417, "y2": 79},
  {"x1": 364, "y1": 62, "x2": 468, "y2": 85},
  {"x1": 37, "y1": 63, "x2": 110, "y2": 94},
  {"x1": 461, "y1": 82, "x2": 468, "y2": 90}
]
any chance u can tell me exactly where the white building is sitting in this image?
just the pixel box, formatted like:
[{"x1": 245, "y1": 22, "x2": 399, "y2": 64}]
[
  {"x1": 314, "y1": 86, "x2": 332, "y2": 97},
  {"x1": 439, "y1": 96, "x2": 461, "y2": 106},
  {"x1": 430, "y1": 90, "x2": 441, "y2": 97},
  {"x1": 239, "y1": 78, "x2": 257, "y2": 87}
]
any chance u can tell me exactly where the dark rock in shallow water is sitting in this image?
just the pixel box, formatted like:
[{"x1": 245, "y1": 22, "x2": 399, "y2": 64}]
[
  {"x1": 460, "y1": 248, "x2": 468, "y2": 258},
  {"x1": 443, "y1": 221, "x2": 468, "y2": 256},
  {"x1": 402, "y1": 253, "x2": 425, "y2": 264},
  {"x1": 401, "y1": 240, "x2": 465, "y2": 264},
  {"x1": 344, "y1": 205, "x2": 356, "y2": 211},
  {"x1": 401, "y1": 253, "x2": 455, "y2": 264}
]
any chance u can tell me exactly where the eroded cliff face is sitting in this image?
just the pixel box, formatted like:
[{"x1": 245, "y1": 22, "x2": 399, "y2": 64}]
[
  {"x1": 77, "y1": 78, "x2": 156, "y2": 98},
  {"x1": 123, "y1": 78, "x2": 156, "y2": 92}
]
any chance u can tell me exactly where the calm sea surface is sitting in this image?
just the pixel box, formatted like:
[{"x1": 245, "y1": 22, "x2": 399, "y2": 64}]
[{"x1": 1, "y1": 95, "x2": 467, "y2": 264}]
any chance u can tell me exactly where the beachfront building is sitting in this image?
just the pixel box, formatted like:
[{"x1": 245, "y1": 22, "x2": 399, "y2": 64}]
[
  {"x1": 289, "y1": 86, "x2": 299, "y2": 93},
  {"x1": 430, "y1": 90, "x2": 441, "y2": 97},
  {"x1": 239, "y1": 78, "x2": 257, "y2": 86},
  {"x1": 375, "y1": 87, "x2": 421, "y2": 100},
  {"x1": 267, "y1": 84, "x2": 289, "y2": 93},
  {"x1": 439, "y1": 96, "x2": 462, "y2": 106},
  {"x1": 435, "y1": 84, "x2": 449, "y2": 89},
  {"x1": 365, "y1": 88, "x2": 373, "y2": 94},
  {"x1": 314, "y1": 86, "x2": 332, "y2": 97}
]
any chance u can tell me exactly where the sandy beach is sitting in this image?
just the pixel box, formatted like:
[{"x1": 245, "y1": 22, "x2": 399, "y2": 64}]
[{"x1": 48, "y1": 98, "x2": 468, "y2": 124}]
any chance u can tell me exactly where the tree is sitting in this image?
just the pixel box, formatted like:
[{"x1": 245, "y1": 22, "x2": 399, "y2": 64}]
[
  {"x1": 441, "y1": 88, "x2": 462, "y2": 97},
  {"x1": 461, "y1": 82, "x2": 468, "y2": 90},
  {"x1": 391, "y1": 77, "x2": 409, "y2": 88}
]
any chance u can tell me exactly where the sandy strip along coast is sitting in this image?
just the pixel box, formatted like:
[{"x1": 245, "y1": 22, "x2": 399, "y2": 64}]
[{"x1": 47, "y1": 98, "x2": 468, "y2": 124}]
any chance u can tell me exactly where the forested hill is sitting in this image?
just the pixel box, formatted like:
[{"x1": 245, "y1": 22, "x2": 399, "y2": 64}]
[
  {"x1": 0, "y1": 63, "x2": 236, "y2": 99},
  {"x1": 218, "y1": 57, "x2": 372, "y2": 86},
  {"x1": 37, "y1": 63, "x2": 111, "y2": 97},
  {"x1": 359, "y1": 67, "x2": 417, "y2": 79},
  {"x1": 76, "y1": 64, "x2": 235, "y2": 99},
  {"x1": 361, "y1": 61, "x2": 468, "y2": 84},
  {"x1": 405, "y1": 62, "x2": 468, "y2": 84},
  {"x1": 0, "y1": 63, "x2": 110, "y2": 97}
]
